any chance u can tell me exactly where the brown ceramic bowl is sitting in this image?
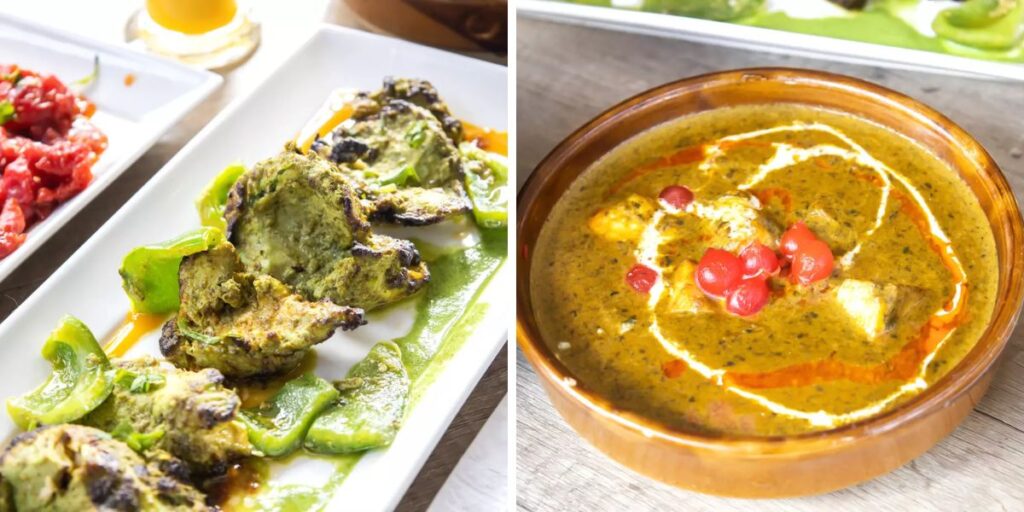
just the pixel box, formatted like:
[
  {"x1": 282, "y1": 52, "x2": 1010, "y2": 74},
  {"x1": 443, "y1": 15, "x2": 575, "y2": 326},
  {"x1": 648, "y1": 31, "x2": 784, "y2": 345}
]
[{"x1": 516, "y1": 68, "x2": 1024, "y2": 498}]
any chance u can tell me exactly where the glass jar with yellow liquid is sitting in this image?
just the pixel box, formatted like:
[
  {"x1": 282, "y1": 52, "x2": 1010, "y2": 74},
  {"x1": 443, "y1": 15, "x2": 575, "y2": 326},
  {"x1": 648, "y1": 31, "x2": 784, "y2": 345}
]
[{"x1": 129, "y1": 0, "x2": 260, "y2": 69}]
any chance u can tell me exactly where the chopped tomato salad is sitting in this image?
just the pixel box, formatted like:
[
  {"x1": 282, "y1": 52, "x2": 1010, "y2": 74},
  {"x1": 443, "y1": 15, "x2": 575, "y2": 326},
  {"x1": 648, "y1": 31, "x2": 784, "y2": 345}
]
[{"x1": 0, "y1": 64, "x2": 106, "y2": 258}]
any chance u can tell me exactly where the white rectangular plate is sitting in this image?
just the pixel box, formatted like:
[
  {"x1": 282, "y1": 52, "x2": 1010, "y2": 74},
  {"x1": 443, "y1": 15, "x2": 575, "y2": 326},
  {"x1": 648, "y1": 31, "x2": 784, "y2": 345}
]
[
  {"x1": 519, "y1": 0, "x2": 1024, "y2": 81},
  {"x1": 0, "y1": 24, "x2": 508, "y2": 511},
  {"x1": 0, "y1": 13, "x2": 222, "y2": 281}
]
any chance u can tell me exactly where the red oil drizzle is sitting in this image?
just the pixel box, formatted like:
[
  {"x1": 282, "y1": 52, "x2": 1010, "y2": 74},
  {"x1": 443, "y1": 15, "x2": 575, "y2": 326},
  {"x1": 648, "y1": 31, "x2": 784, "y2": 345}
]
[{"x1": 662, "y1": 359, "x2": 688, "y2": 379}]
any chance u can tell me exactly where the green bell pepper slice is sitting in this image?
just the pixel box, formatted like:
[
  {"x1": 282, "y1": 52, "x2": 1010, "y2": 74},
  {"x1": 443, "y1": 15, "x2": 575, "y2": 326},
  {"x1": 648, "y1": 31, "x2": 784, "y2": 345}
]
[
  {"x1": 238, "y1": 372, "x2": 340, "y2": 457},
  {"x1": 304, "y1": 341, "x2": 409, "y2": 454},
  {"x1": 934, "y1": 0, "x2": 1024, "y2": 50},
  {"x1": 196, "y1": 163, "x2": 246, "y2": 232},
  {"x1": 460, "y1": 142, "x2": 508, "y2": 229},
  {"x1": 118, "y1": 227, "x2": 226, "y2": 314},
  {"x1": 7, "y1": 316, "x2": 113, "y2": 430}
]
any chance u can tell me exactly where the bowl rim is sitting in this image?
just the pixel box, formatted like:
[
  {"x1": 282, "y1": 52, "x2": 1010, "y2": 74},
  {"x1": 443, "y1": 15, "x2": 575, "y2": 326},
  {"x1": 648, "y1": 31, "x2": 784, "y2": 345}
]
[{"x1": 516, "y1": 67, "x2": 1024, "y2": 454}]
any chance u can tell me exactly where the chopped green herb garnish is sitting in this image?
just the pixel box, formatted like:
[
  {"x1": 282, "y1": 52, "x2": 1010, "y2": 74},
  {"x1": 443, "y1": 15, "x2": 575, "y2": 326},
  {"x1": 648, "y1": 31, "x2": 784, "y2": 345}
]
[
  {"x1": 111, "y1": 422, "x2": 165, "y2": 452},
  {"x1": 406, "y1": 120, "x2": 428, "y2": 148},
  {"x1": 128, "y1": 373, "x2": 166, "y2": 394},
  {"x1": 0, "y1": 101, "x2": 15, "y2": 125},
  {"x1": 71, "y1": 55, "x2": 100, "y2": 88}
]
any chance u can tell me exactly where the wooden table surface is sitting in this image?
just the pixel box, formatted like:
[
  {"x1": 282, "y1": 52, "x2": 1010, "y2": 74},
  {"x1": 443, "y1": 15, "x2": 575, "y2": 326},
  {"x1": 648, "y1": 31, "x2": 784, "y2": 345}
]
[
  {"x1": 516, "y1": 16, "x2": 1024, "y2": 512},
  {"x1": 0, "y1": 2, "x2": 507, "y2": 510}
]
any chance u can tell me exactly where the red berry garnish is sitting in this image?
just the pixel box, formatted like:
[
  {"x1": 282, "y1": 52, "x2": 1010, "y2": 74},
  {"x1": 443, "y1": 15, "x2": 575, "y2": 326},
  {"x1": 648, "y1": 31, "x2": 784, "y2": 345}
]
[
  {"x1": 626, "y1": 263, "x2": 658, "y2": 293},
  {"x1": 726, "y1": 278, "x2": 770, "y2": 316},
  {"x1": 780, "y1": 222, "x2": 817, "y2": 258},
  {"x1": 695, "y1": 248, "x2": 743, "y2": 298},
  {"x1": 658, "y1": 185, "x2": 694, "y2": 210},
  {"x1": 739, "y1": 242, "x2": 779, "y2": 279},
  {"x1": 790, "y1": 239, "x2": 834, "y2": 285}
]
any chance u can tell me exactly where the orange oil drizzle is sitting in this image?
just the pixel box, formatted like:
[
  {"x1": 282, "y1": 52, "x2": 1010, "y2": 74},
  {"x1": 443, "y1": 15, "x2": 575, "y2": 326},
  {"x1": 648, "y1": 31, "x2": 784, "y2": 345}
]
[
  {"x1": 104, "y1": 312, "x2": 169, "y2": 358},
  {"x1": 206, "y1": 460, "x2": 266, "y2": 510},
  {"x1": 724, "y1": 185, "x2": 968, "y2": 389},
  {"x1": 81, "y1": 100, "x2": 97, "y2": 118},
  {"x1": 610, "y1": 144, "x2": 706, "y2": 194},
  {"x1": 298, "y1": 103, "x2": 356, "y2": 154},
  {"x1": 662, "y1": 359, "x2": 688, "y2": 379},
  {"x1": 463, "y1": 121, "x2": 507, "y2": 156}
]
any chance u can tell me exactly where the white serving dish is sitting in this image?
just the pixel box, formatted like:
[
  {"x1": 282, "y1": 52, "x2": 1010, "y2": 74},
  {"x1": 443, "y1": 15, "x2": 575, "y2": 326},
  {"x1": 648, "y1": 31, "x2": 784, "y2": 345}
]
[
  {"x1": 0, "y1": 24, "x2": 508, "y2": 511},
  {"x1": 518, "y1": 0, "x2": 1024, "y2": 82},
  {"x1": 0, "y1": 13, "x2": 222, "y2": 281}
]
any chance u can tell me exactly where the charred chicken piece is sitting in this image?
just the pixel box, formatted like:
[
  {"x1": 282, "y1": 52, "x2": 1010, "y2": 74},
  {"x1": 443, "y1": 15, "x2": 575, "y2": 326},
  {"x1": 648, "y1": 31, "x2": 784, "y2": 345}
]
[
  {"x1": 312, "y1": 99, "x2": 461, "y2": 189},
  {"x1": 376, "y1": 77, "x2": 463, "y2": 142},
  {"x1": 225, "y1": 151, "x2": 430, "y2": 310},
  {"x1": 308, "y1": 77, "x2": 472, "y2": 227},
  {"x1": 0, "y1": 424, "x2": 209, "y2": 511},
  {"x1": 294, "y1": 233, "x2": 428, "y2": 308},
  {"x1": 225, "y1": 150, "x2": 370, "y2": 260},
  {"x1": 159, "y1": 243, "x2": 364, "y2": 379},
  {"x1": 368, "y1": 182, "x2": 471, "y2": 226},
  {"x1": 81, "y1": 357, "x2": 251, "y2": 474}
]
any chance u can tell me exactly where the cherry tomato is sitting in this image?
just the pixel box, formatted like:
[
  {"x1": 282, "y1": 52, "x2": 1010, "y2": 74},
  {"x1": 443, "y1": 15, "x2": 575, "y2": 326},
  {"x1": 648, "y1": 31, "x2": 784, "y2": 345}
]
[
  {"x1": 726, "y1": 278, "x2": 770, "y2": 316},
  {"x1": 790, "y1": 239, "x2": 834, "y2": 285},
  {"x1": 626, "y1": 263, "x2": 658, "y2": 293},
  {"x1": 779, "y1": 222, "x2": 817, "y2": 257},
  {"x1": 739, "y1": 242, "x2": 779, "y2": 279},
  {"x1": 658, "y1": 185, "x2": 694, "y2": 210},
  {"x1": 695, "y1": 248, "x2": 743, "y2": 298}
]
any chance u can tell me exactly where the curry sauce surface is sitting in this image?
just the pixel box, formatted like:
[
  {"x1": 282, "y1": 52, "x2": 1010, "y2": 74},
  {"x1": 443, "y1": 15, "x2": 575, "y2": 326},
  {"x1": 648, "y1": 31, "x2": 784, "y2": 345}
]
[{"x1": 531, "y1": 104, "x2": 998, "y2": 436}]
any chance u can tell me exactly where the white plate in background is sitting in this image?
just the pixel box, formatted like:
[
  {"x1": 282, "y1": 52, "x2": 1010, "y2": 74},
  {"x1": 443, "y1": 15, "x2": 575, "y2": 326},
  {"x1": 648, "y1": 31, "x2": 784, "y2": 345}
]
[
  {"x1": 0, "y1": 24, "x2": 507, "y2": 511},
  {"x1": 0, "y1": 13, "x2": 222, "y2": 282},
  {"x1": 518, "y1": 0, "x2": 1024, "y2": 82}
]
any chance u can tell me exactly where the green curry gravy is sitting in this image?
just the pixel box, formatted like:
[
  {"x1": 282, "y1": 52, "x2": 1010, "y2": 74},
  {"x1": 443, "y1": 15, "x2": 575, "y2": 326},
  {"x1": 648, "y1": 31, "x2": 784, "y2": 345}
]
[{"x1": 531, "y1": 104, "x2": 998, "y2": 436}]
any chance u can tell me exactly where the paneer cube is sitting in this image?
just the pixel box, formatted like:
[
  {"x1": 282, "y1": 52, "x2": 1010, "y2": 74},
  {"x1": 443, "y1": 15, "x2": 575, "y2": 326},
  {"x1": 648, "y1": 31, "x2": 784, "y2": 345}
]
[
  {"x1": 667, "y1": 260, "x2": 708, "y2": 314},
  {"x1": 804, "y1": 208, "x2": 857, "y2": 254},
  {"x1": 833, "y1": 279, "x2": 898, "y2": 339},
  {"x1": 693, "y1": 195, "x2": 778, "y2": 252},
  {"x1": 588, "y1": 194, "x2": 656, "y2": 242}
]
